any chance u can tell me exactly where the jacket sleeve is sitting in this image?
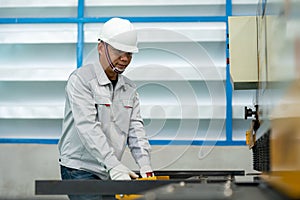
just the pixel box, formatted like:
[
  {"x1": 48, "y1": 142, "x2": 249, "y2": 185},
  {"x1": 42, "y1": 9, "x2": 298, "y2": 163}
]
[
  {"x1": 66, "y1": 74, "x2": 120, "y2": 170},
  {"x1": 127, "y1": 91, "x2": 152, "y2": 168}
]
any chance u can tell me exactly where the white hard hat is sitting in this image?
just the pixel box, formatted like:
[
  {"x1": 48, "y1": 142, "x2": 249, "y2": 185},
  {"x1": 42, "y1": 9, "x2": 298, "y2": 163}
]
[{"x1": 99, "y1": 17, "x2": 138, "y2": 53}]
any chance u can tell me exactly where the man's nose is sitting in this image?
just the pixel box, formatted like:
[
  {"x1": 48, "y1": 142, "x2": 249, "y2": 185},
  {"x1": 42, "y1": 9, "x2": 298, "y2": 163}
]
[{"x1": 120, "y1": 53, "x2": 131, "y2": 61}]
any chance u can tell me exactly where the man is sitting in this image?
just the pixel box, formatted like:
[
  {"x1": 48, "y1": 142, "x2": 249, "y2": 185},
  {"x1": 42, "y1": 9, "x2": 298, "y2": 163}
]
[{"x1": 58, "y1": 17, "x2": 153, "y2": 199}]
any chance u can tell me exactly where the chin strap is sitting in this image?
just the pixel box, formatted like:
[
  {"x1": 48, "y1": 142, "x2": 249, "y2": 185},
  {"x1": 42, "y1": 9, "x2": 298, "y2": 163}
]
[{"x1": 104, "y1": 42, "x2": 124, "y2": 74}]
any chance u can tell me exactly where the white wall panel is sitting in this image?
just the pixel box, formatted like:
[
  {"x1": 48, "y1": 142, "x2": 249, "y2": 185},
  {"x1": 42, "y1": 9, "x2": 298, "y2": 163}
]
[
  {"x1": 232, "y1": 0, "x2": 259, "y2": 15},
  {"x1": 84, "y1": 42, "x2": 226, "y2": 81},
  {"x1": 0, "y1": 68, "x2": 75, "y2": 81},
  {"x1": 0, "y1": 82, "x2": 66, "y2": 104},
  {"x1": 85, "y1": 23, "x2": 226, "y2": 43},
  {"x1": 144, "y1": 119, "x2": 226, "y2": 140},
  {"x1": 0, "y1": 24, "x2": 77, "y2": 44},
  {"x1": 85, "y1": 0, "x2": 226, "y2": 6},
  {"x1": 0, "y1": 44, "x2": 76, "y2": 81},
  {"x1": 0, "y1": 0, "x2": 77, "y2": 18},
  {"x1": 84, "y1": 0, "x2": 226, "y2": 17},
  {"x1": 0, "y1": 119, "x2": 62, "y2": 138},
  {"x1": 0, "y1": 44, "x2": 76, "y2": 69}
]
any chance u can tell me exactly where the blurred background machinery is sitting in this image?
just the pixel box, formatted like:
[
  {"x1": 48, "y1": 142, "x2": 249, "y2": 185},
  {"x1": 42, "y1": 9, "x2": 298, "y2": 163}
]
[{"x1": 230, "y1": 0, "x2": 300, "y2": 198}]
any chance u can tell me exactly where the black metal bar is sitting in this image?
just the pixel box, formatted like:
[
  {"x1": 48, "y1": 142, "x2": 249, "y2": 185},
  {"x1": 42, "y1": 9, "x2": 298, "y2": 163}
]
[
  {"x1": 35, "y1": 180, "x2": 189, "y2": 195},
  {"x1": 153, "y1": 170, "x2": 245, "y2": 179}
]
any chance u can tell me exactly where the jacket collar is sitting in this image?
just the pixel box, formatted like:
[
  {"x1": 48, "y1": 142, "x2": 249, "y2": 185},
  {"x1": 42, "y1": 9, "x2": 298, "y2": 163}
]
[{"x1": 94, "y1": 61, "x2": 126, "y2": 90}]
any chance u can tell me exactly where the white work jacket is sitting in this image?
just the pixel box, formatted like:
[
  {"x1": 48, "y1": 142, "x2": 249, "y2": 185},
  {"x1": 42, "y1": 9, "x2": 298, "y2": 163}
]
[{"x1": 58, "y1": 61, "x2": 151, "y2": 179}]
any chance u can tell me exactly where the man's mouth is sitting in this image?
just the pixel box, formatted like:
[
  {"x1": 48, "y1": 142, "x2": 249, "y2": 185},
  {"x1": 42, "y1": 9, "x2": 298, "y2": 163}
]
[{"x1": 117, "y1": 64, "x2": 127, "y2": 69}]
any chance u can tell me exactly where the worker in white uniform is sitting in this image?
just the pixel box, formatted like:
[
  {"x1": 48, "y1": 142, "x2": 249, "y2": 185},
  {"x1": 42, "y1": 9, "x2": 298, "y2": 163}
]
[{"x1": 58, "y1": 17, "x2": 153, "y2": 200}]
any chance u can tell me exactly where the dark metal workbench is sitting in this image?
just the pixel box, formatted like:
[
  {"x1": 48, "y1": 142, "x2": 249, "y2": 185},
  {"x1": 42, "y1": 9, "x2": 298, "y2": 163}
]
[{"x1": 35, "y1": 170, "x2": 290, "y2": 199}]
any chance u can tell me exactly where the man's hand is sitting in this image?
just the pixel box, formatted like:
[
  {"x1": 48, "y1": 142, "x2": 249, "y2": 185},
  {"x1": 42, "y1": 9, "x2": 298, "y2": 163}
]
[
  {"x1": 140, "y1": 165, "x2": 154, "y2": 178},
  {"x1": 109, "y1": 164, "x2": 139, "y2": 180}
]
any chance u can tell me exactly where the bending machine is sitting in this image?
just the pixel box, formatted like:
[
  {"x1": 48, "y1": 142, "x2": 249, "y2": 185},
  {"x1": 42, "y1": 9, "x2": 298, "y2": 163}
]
[{"x1": 238, "y1": 0, "x2": 300, "y2": 199}]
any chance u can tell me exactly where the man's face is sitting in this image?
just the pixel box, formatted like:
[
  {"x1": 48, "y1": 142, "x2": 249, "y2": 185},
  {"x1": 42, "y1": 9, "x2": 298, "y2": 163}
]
[{"x1": 98, "y1": 42, "x2": 133, "y2": 73}]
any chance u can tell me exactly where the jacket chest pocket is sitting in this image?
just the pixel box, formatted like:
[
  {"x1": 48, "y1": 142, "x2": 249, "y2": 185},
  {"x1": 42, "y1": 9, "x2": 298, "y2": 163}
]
[
  {"x1": 114, "y1": 99, "x2": 134, "y2": 133},
  {"x1": 95, "y1": 96, "x2": 112, "y2": 125}
]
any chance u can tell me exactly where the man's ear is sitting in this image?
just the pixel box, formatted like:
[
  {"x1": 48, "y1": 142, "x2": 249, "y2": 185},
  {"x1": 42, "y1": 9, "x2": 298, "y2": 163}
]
[{"x1": 97, "y1": 42, "x2": 103, "y2": 54}]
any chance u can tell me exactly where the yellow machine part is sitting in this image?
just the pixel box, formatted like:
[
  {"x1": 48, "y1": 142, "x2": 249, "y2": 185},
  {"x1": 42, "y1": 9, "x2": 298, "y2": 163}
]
[
  {"x1": 267, "y1": 81, "x2": 300, "y2": 199},
  {"x1": 267, "y1": 118, "x2": 300, "y2": 199},
  {"x1": 262, "y1": 171, "x2": 300, "y2": 199},
  {"x1": 115, "y1": 176, "x2": 170, "y2": 200},
  {"x1": 115, "y1": 194, "x2": 142, "y2": 200},
  {"x1": 246, "y1": 130, "x2": 255, "y2": 148}
]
